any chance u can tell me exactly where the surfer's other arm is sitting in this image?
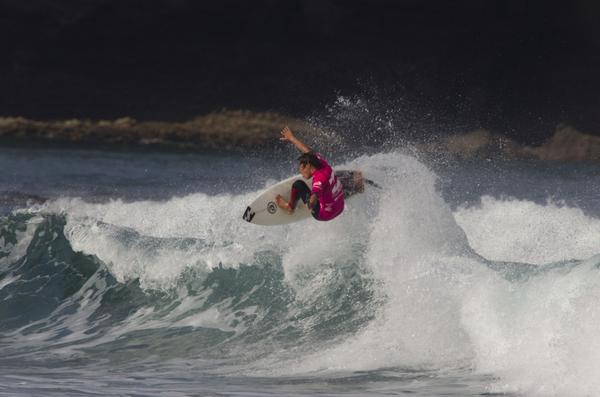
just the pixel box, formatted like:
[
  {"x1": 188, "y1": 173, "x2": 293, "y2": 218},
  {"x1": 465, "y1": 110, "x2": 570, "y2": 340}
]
[{"x1": 280, "y1": 126, "x2": 311, "y2": 153}]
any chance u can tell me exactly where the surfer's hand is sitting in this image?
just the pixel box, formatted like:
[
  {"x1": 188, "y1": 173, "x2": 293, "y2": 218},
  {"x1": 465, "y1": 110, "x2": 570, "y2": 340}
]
[
  {"x1": 280, "y1": 126, "x2": 312, "y2": 153},
  {"x1": 280, "y1": 126, "x2": 295, "y2": 142}
]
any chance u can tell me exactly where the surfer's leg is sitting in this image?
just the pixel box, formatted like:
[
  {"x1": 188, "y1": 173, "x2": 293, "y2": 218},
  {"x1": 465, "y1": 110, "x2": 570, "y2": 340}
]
[
  {"x1": 309, "y1": 199, "x2": 320, "y2": 220},
  {"x1": 275, "y1": 180, "x2": 311, "y2": 214},
  {"x1": 291, "y1": 180, "x2": 320, "y2": 218},
  {"x1": 290, "y1": 180, "x2": 311, "y2": 209}
]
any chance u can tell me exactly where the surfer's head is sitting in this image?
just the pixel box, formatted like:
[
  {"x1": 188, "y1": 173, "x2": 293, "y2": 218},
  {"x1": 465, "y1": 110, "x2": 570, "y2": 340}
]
[{"x1": 297, "y1": 152, "x2": 322, "y2": 178}]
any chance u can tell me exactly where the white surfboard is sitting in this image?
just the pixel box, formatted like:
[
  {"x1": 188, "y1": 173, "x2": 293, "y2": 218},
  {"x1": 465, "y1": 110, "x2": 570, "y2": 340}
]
[{"x1": 242, "y1": 170, "x2": 366, "y2": 226}]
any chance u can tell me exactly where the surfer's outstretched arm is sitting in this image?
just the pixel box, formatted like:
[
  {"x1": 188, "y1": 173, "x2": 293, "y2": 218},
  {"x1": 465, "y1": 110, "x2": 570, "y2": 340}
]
[{"x1": 280, "y1": 126, "x2": 311, "y2": 153}]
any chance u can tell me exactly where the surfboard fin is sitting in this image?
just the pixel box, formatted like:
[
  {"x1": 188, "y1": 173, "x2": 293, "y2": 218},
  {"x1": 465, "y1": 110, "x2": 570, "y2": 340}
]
[{"x1": 365, "y1": 179, "x2": 382, "y2": 190}]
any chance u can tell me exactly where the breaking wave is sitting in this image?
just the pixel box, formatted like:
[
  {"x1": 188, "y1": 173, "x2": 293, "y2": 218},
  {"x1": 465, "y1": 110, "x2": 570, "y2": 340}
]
[{"x1": 2, "y1": 152, "x2": 600, "y2": 396}]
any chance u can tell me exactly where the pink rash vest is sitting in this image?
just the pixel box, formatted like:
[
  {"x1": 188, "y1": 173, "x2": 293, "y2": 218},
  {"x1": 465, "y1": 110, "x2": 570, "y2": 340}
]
[{"x1": 312, "y1": 153, "x2": 344, "y2": 221}]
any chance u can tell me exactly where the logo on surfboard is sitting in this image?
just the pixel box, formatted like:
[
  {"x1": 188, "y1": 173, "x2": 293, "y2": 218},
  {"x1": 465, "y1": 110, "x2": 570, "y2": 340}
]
[
  {"x1": 267, "y1": 201, "x2": 277, "y2": 214},
  {"x1": 242, "y1": 206, "x2": 256, "y2": 222}
]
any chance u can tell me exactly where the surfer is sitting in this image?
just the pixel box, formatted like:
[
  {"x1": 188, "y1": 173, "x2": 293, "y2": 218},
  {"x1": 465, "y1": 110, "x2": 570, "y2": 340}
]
[{"x1": 276, "y1": 126, "x2": 344, "y2": 221}]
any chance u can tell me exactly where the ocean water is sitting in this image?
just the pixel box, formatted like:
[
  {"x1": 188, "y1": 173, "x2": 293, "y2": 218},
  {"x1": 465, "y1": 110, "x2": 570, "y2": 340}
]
[{"x1": 2, "y1": 144, "x2": 600, "y2": 396}]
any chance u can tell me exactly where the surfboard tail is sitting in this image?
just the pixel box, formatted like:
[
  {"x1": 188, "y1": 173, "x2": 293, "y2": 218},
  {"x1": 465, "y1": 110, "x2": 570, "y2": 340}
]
[{"x1": 337, "y1": 171, "x2": 382, "y2": 197}]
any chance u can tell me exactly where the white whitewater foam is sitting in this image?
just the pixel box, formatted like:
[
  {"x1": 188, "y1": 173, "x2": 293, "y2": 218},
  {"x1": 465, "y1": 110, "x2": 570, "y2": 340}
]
[
  {"x1": 44, "y1": 158, "x2": 380, "y2": 290},
  {"x1": 454, "y1": 195, "x2": 600, "y2": 394},
  {"x1": 454, "y1": 196, "x2": 600, "y2": 264},
  {"x1": 462, "y1": 254, "x2": 600, "y2": 396},
  {"x1": 269, "y1": 153, "x2": 600, "y2": 396},
  {"x1": 31, "y1": 151, "x2": 600, "y2": 396},
  {"x1": 283, "y1": 153, "x2": 479, "y2": 374},
  {"x1": 43, "y1": 193, "x2": 290, "y2": 289}
]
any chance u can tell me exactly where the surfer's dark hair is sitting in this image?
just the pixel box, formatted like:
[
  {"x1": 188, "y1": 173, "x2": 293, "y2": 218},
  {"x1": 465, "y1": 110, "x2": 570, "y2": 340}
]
[{"x1": 297, "y1": 152, "x2": 323, "y2": 169}]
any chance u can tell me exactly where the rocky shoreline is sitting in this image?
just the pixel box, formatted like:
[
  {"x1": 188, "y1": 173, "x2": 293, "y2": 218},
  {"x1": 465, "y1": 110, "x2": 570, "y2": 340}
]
[
  {"x1": 1, "y1": 112, "x2": 599, "y2": 162},
  {"x1": 418, "y1": 125, "x2": 600, "y2": 162},
  {"x1": 0, "y1": 111, "x2": 322, "y2": 150}
]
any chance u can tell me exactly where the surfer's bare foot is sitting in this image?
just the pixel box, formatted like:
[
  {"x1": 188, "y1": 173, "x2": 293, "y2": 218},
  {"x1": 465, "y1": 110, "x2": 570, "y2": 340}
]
[{"x1": 275, "y1": 195, "x2": 293, "y2": 214}]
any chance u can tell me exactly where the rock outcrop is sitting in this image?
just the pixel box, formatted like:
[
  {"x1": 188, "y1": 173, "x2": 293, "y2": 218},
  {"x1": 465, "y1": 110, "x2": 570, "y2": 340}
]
[
  {"x1": 522, "y1": 125, "x2": 600, "y2": 161},
  {"x1": 0, "y1": 111, "x2": 322, "y2": 149}
]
